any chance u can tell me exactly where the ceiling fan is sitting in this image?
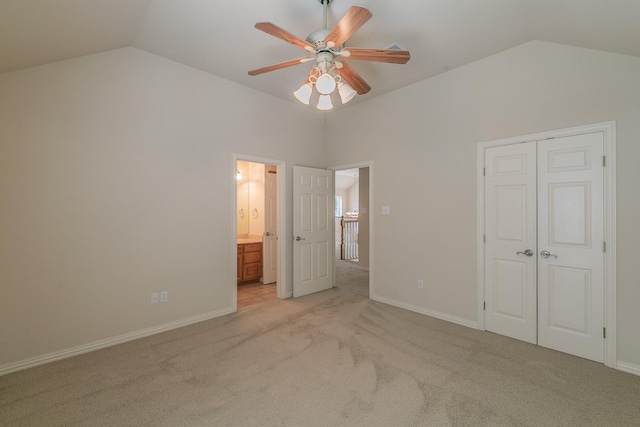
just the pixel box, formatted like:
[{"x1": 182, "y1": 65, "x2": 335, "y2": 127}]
[{"x1": 248, "y1": 0, "x2": 411, "y2": 110}]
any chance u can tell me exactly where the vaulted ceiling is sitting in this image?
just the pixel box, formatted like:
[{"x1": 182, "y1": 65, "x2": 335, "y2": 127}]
[{"x1": 2, "y1": 0, "x2": 640, "y2": 108}]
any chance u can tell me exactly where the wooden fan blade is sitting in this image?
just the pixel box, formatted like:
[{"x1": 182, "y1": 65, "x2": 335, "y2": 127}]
[
  {"x1": 325, "y1": 6, "x2": 372, "y2": 47},
  {"x1": 255, "y1": 23, "x2": 316, "y2": 51},
  {"x1": 338, "y1": 62, "x2": 371, "y2": 95},
  {"x1": 248, "y1": 58, "x2": 309, "y2": 76},
  {"x1": 343, "y1": 48, "x2": 411, "y2": 64}
]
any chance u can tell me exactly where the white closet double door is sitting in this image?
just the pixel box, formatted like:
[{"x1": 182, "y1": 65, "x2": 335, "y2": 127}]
[{"x1": 484, "y1": 132, "x2": 604, "y2": 362}]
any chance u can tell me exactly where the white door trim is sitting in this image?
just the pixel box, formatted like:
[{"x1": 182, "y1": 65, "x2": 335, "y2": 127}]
[
  {"x1": 329, "y1": 161, "x2": 374, "y2": 298},
  {"x1": 476, "y1": 122, "x2": 616, "y2": 368},
  {"x1": 233, "y1": 154, "x2": 287, "y2": 311}
]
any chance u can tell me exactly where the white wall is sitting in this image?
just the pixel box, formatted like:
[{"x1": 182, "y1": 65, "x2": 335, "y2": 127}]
[
  {"x1": 0, "y1": 47, "x2": 325, "y2": 370},
  {"x1": 358, "y1": 168, "x2": 370, "y2": 270},
  {"x1": 334, "y1": 189, "x2": 347, "y2": 215},
  {"x1": 3, "y1": 41, "x2": 639, "y2": 373},
  {"x1": 346, "y1": 180, "x2": 359, "y2": 213},
  {"x1": 325, "y1": 41, "x2": 640, "y2": 368}
]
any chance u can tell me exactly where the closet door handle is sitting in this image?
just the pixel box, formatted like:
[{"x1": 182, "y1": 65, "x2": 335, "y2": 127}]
[
  {"x1": 516, "y1": 249, "x2": 534, "y2": 256},
  {"x1": 540, "y1": 250, "x2": 557, "y2": 259}
]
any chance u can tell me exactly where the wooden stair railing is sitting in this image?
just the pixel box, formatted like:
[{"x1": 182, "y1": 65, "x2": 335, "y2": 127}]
[{"x1": 340, "y1": 215, "x2": 359, "y2": 260}]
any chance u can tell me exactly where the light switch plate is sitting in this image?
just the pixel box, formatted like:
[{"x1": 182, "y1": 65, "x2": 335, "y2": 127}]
[{"x1": 382, "y1": 206, "x2": 391, "y2": 215}]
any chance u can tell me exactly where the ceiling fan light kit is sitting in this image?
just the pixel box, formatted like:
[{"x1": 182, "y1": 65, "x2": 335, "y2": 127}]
[
  {"x1": 315, "y1": 73, "x2": 337, "y2": 95},
  {"x1": 317, "y1": 94, "x2": 334, "y2": 111},
  {"x1": 248, "y1": 0, "x2": 410, "y2": 111},
  {"x1": 337, "y1": 81, "x2": 357, "y2": 103},
  {"x1": 293, "y1": 83, "x2": 314, "y2": 105}
]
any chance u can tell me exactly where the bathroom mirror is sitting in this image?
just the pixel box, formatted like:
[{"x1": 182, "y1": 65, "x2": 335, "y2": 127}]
[
  {"x1": 237, "y1": 161, "x2": 249, "y2": 235},
  {"x1": 236, "y1": 161, "x2": 265, "y2": 237}
]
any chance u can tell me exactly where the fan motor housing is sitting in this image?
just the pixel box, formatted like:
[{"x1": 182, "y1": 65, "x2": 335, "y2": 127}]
[{"x1": 306, "y1": 29, "x2": 331, "y2": 50}]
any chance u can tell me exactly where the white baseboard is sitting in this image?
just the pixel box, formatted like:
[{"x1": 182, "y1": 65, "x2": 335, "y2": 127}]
[
  {"x1": 616, "y1": 361, "x2": 640, "y2": 377},
  {"x1": 371, "y1": 295, "x2": 640, "y2": 376},
  {"x1": 0, "y1": 307, "x2": 234, "y2": 377},
  {"x1": 370, "y1": 294, "x2": 479, "y2": 330}
]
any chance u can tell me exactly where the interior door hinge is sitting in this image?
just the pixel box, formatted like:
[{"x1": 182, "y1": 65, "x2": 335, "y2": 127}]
[
  {"x1": 483, "y1": 301, "x2": 486, "y2": 311},
  {"x1": 483, "y1": 167, "x2": 486, "y2": 176},
  {"x1": 603, "y1": 241, "x2": 606, "y2": 253},
  {"x1": 483, "y1": 234, "x2": 486, "y2": 243},
  {"x1": 602, "y1": 156, "x2": 606, "y2": 167},
  {"x1": 603, "y1": 327, "x2": 606, "y2": 339}
]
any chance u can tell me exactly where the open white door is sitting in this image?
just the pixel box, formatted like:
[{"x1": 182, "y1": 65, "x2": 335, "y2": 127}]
[
  {"x1": 262, "y1": 166, "x2": 277, "y2": 284},
  {"x1": 293, "y1": 166, "x2": 334, "y2": 297}
]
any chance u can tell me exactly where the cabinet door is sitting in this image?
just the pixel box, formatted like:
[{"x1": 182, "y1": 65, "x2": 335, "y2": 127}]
[
  {"x1": 243, "y1": 243, "x2": 262, "y2": 253},
  {"x1": 244, "y1": 251, "x2": 262, "y2": 264},
  {"x1": 239, "y1": 243, "x2": 262, "y2": 282},
  {"x1": 243, "y1": 263, "x2": 262, "y2": 281},
  {"x1": 237, "y1": 245, "x2": 243, "y2": 281}
]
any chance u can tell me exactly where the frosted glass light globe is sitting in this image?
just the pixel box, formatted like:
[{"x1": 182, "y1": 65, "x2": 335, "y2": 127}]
[
  {"x1": 293, "y1": 83, "x2": 313, "y2": 104},
  {"x1": 316, "y1": 73, "x2": 337, "y2": 95},
  {"x1": 317, "y1": 94, "x2": 333, "y2": 111},
  {"x1": 338, "y1": 82, "x2": 357, "y2": 104}
]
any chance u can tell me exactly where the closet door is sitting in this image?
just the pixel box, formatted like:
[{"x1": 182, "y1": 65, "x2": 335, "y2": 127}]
[
  {"x1": 484, "y1": 132, "x2": 605, "y2": 363},
  {"x1": 537, "y1": 133, "x2": 604, "y2": 362},
  {"x1": 484, "y1": 142, "x2": 537, "y2": 344}
]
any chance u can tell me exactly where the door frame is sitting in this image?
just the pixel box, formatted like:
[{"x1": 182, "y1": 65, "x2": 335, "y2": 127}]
[
  {"x1": 329, "y1": 161, "x2": 374, "y2": 298},
  {"x1": 476, "y1": 121, "x2": 616, "y2": 368},
  {"x1": 232, "y1": 154, "x2": 287, "y2": 311}
]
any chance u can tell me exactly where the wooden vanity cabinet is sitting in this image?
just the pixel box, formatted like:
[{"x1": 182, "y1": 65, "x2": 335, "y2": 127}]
[{"x1": 237, "y1": 242, "x2": 262, "y2": 283}]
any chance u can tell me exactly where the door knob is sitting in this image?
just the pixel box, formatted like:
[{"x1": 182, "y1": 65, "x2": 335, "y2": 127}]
[
  {"x1": 294, "y1": 236, "x2": 305, "y2": 241},
  {"x1": 516, "y1": 249, "x2": 534, "y2": 256},
  {"x1": 540, "y1": 250, "x2": 557, "y2": 259},
  {"x1": 265, "y1": 232, "x2": 272, "y2": 236}
]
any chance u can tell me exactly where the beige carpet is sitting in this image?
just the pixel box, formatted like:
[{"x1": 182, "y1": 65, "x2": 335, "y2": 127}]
[{"x1": 1, "y1": 261, "x2": 639, "y2": 426}]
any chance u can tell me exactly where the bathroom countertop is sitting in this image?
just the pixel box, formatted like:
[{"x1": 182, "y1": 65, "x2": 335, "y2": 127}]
[{"x1": 237, "y1": 237, "x2": 262, "y2": 244}]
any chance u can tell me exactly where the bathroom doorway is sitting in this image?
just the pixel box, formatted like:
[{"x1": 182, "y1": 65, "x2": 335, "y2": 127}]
[{"x1": 234, "y1": 156, "x2": 286, "y2": 310}]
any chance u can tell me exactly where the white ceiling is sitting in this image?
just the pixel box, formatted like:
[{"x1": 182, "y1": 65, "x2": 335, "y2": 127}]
[
  {"x1": 335, "y1": 168, "x2": 359, "y2": 191},
  {"x1": 2, "y1": 0, "x2": 640, "y2": 109}
]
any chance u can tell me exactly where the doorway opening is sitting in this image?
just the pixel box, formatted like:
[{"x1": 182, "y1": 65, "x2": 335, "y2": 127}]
[
  {"x1": 332, "y1": 163, "x2": 372, "y2": 298},
  {"x1": 234, "y1": 155, "x2": 286, "y2": 310}
]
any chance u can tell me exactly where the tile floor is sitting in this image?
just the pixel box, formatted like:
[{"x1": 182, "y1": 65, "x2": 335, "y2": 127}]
[{"x1": 237, "y1": 281, "x2": 277, "y2": 308}]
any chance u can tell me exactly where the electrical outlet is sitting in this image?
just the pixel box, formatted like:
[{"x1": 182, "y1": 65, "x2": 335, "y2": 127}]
[
  {"x1": 417, "y1": 279, "x2": 424, "y2": 289},
  {"x1": 160, "y1": 291, "x2": 168, "y2": 303},
  {"x1": 151, "y1": 292, "x2": 159, "y2": 304}
]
